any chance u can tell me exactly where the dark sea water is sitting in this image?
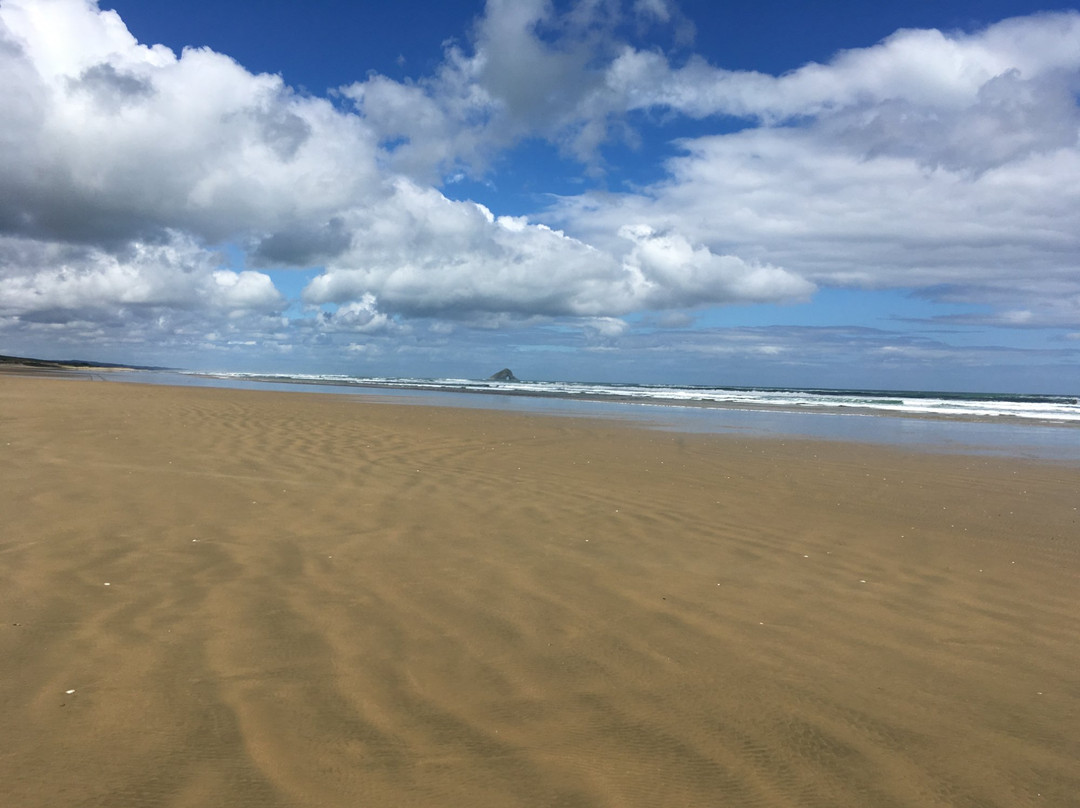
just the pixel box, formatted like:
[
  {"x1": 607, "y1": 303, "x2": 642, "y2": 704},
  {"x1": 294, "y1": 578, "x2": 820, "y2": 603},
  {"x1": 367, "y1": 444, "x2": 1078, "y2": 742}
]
[{"x1": 107, "y1": 370, "x2": 1080, "y2": 463}]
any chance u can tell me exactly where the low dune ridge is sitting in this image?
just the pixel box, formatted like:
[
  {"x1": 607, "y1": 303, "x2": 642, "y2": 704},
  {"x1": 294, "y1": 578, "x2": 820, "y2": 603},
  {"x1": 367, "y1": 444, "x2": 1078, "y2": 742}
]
[{"x1": 1, "y1": 375, "x2": 1078, "y2": 807}]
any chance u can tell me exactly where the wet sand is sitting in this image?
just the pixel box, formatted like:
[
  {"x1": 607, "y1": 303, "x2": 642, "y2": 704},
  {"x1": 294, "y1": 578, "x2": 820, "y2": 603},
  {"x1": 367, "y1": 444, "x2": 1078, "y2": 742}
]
[{"x1": 2, "y1": 374, "x2": 1078, "y2": 807}]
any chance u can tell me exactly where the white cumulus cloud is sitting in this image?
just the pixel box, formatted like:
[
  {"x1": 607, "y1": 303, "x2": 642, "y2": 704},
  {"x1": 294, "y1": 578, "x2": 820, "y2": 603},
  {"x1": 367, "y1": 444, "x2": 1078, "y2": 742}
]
[
  {"x1": 0, "y1": 0, "x2": 815, "y2": 349},
  {"x1": 0, "y1": 232, "x2": 281, "y2": 316}
]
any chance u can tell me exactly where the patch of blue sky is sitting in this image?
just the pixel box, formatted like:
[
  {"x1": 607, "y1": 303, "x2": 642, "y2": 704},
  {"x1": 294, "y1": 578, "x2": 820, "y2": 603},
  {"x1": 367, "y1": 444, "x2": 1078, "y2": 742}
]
[
  {"x1": 598, "y1": 112, "x2": 754, "y2": 190},
  {"x1": 101, "y1": 0, "x2": 475, "y2": 91},
  {"x1": 445, "y1": 112, "x2": 752, "y2": 217},
  {"x1": 218, "y1": 242, "x2": 248, "y2": 270},
  {"x1": 444, "y1": 139, "x2": 594, "y2": 217},
  {"x1": 264, "y1": 269, "x2": 323, "y2": 318},
  {"x1": 632, "y1": 288, "x2": 980, "y2": 331},
  {"x1": 680, "y1": 0, "x2": 1055, "y2": 73}
]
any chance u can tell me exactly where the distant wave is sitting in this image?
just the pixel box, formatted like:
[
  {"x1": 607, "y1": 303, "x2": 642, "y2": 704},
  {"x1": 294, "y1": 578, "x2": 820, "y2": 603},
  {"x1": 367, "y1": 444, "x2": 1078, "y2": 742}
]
[{"x1": 190, "y1": 373, "x2": 1080, "y2": 423}]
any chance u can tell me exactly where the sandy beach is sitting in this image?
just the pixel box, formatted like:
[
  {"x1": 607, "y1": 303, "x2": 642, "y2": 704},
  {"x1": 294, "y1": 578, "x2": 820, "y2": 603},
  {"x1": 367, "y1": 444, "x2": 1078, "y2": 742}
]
[{"x1": 1, "y1": 374, "x2": 1077, "y2": 807}]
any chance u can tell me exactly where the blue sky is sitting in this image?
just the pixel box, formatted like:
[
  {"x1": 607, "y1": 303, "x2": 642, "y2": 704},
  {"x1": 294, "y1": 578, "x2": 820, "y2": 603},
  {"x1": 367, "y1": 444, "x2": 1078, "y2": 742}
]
[{"x1": 1, "y1": 0, "x2": 1078, "y2": 391}]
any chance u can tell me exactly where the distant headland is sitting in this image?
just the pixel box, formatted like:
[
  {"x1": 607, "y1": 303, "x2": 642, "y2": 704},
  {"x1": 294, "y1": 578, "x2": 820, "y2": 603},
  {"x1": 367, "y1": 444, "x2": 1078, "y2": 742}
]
[{"x1": 0, "y1": 354, "x2": 167, "y2": 371}]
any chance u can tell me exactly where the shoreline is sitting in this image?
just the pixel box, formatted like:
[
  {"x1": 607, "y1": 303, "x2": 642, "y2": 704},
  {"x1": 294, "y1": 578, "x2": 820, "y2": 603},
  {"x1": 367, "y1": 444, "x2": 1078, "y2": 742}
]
[
  {"x1": 8, "y1": 364, "x2": 1076, "y2": 462},
  {"x1": 5, "y1": 361, "x2": 1077, "y2": 428},
  {"x1": 203, "y1": 371, "x2": 1080, "y2": 427}
]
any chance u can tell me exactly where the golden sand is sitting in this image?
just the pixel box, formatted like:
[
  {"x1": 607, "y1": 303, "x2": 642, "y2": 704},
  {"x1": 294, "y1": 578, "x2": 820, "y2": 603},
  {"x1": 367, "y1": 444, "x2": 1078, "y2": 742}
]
[{"x1": 1, "y1": 375, "x2": 1077, "y2": 807}]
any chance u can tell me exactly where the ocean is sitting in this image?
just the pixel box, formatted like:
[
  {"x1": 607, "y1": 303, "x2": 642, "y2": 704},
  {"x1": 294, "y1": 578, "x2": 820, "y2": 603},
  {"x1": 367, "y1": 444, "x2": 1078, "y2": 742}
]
[{"x1": 198, "y1": 373, "x2": 1080, "y2": 423}]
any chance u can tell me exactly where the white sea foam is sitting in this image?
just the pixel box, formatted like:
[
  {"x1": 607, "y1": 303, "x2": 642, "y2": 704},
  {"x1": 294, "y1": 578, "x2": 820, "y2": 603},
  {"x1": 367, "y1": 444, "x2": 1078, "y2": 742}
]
[{"x1": 196, "y1": 372, "x2": 1080, "y2": 423}]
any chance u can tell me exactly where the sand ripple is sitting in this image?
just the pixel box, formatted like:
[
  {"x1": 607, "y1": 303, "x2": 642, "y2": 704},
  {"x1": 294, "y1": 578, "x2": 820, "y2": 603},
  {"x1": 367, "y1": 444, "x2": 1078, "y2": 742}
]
[{"x1": 2, "y1": 377, "x2": 1078, "y2": 807}]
